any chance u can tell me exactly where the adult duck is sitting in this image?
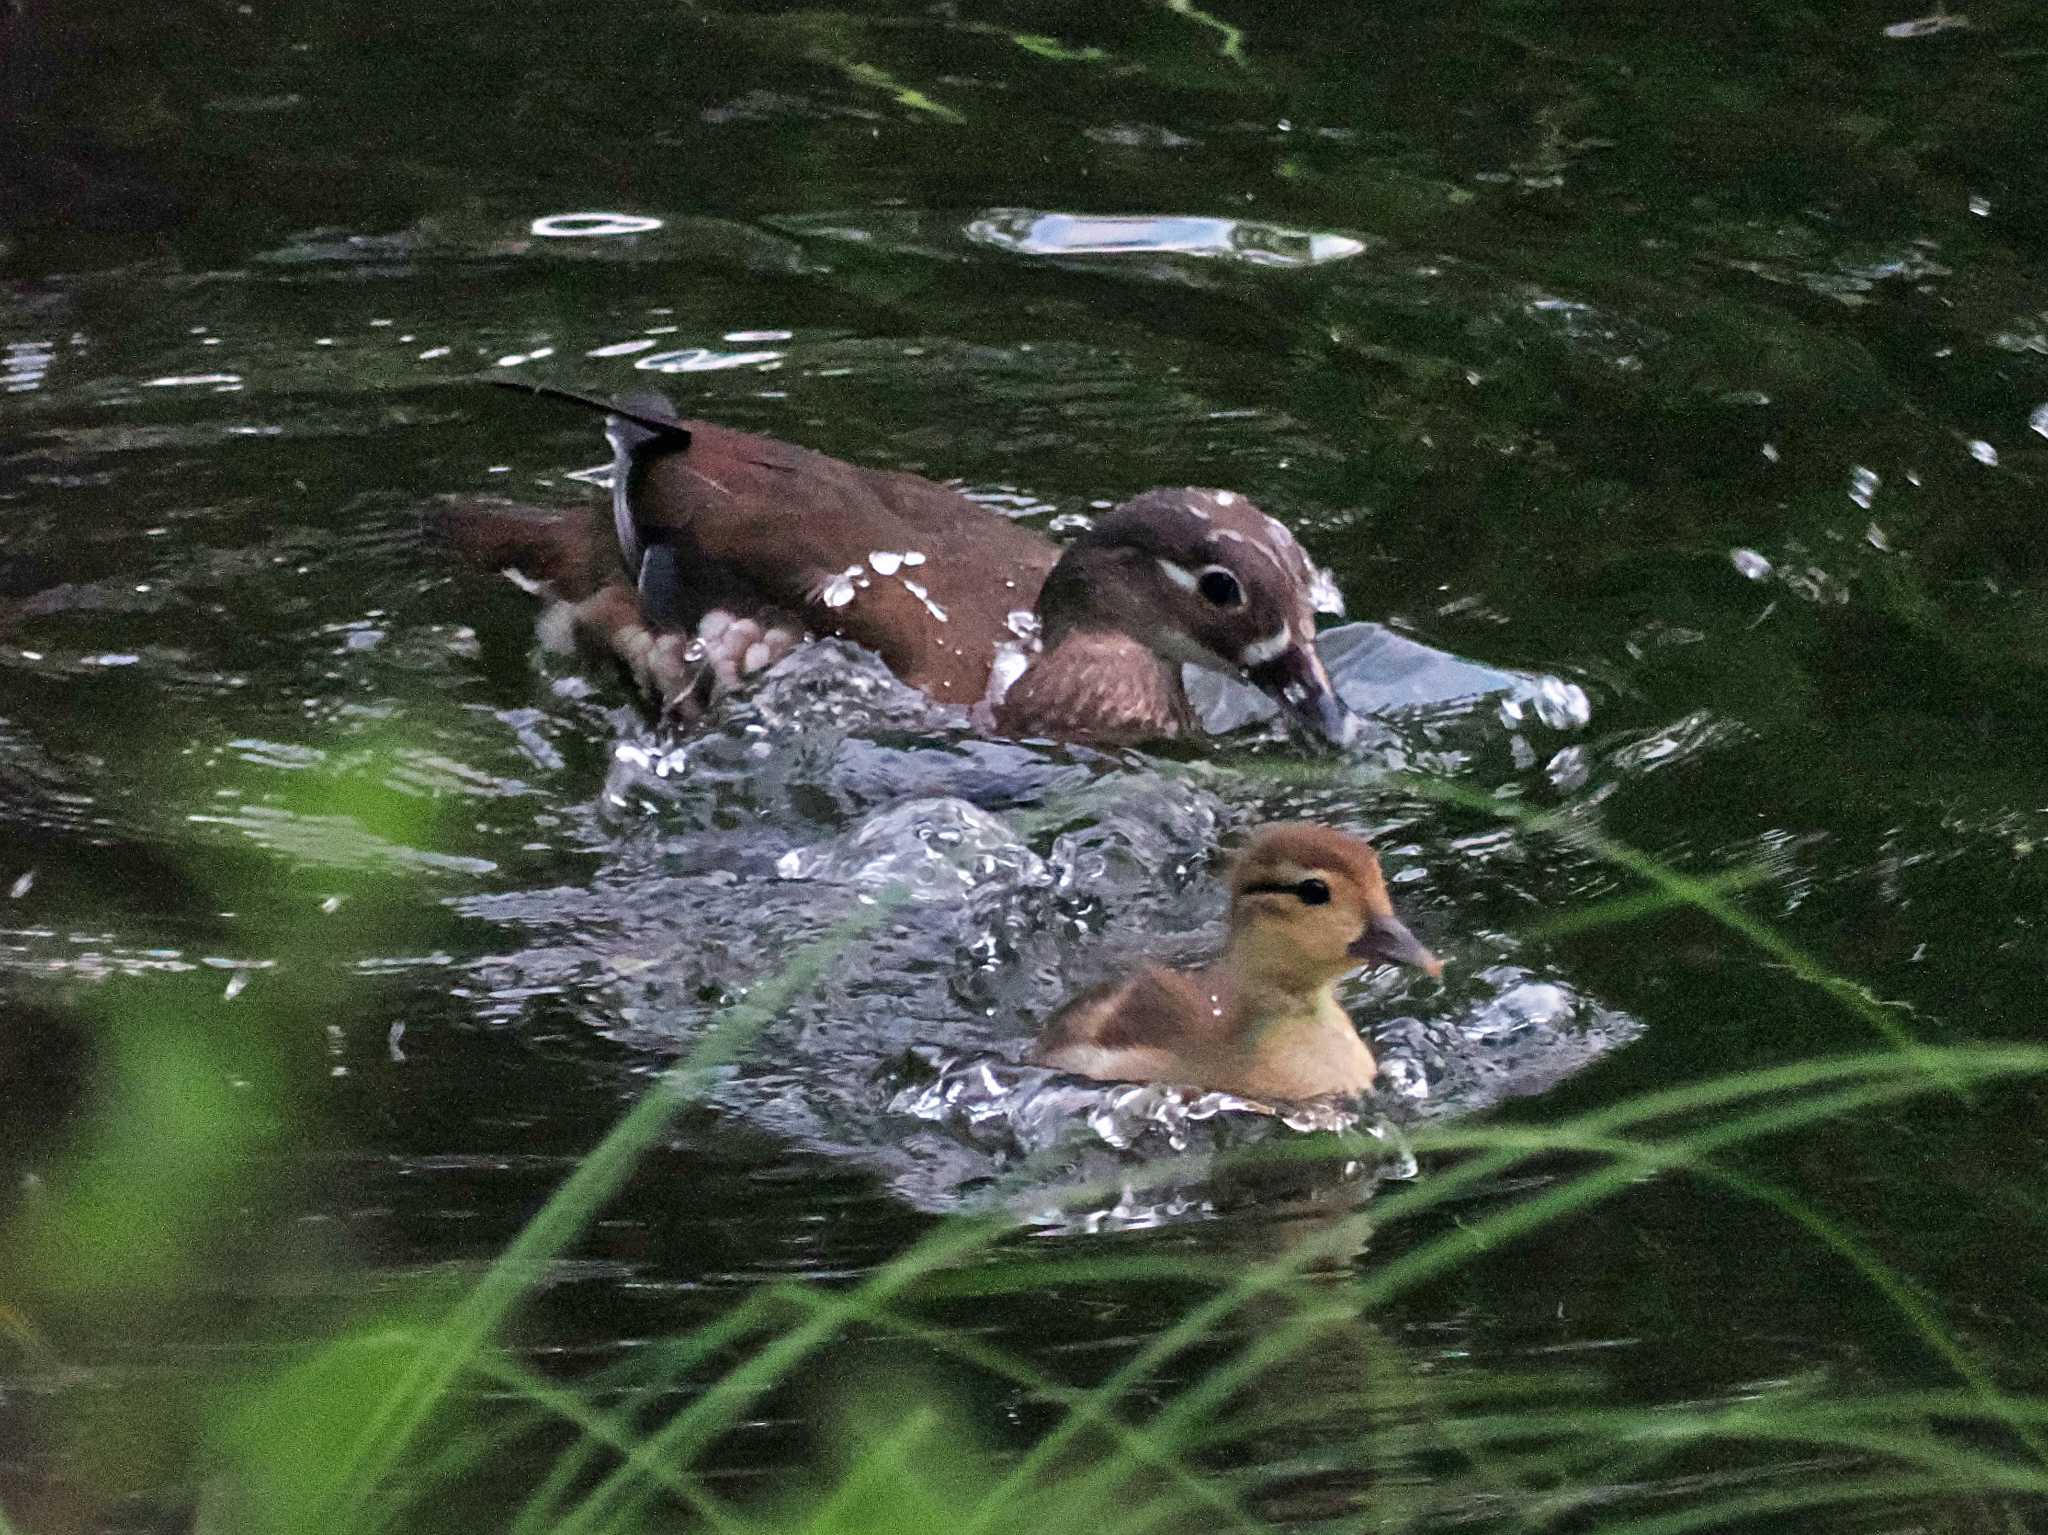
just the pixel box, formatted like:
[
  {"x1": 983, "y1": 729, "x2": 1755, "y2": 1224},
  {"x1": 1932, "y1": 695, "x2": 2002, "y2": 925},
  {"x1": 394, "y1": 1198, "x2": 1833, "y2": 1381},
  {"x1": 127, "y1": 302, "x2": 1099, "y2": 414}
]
[{"x1": 450, "y1": 382, "x2": 1360, "y2": 746}]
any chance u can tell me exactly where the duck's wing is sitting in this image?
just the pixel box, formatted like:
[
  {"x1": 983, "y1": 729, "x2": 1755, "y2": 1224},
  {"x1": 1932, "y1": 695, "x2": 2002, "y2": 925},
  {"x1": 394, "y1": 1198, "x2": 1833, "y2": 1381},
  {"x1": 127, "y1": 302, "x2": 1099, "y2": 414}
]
[
  {"x1": 1032, "y1": 966, "x2": 1212, "y2": 1086},
  {"x1": 493, "y1": 383, "x2": 1062, "y2": 700},
  {"x1": 633, "y1": 417, "x2": 1059, "y2": 699}
]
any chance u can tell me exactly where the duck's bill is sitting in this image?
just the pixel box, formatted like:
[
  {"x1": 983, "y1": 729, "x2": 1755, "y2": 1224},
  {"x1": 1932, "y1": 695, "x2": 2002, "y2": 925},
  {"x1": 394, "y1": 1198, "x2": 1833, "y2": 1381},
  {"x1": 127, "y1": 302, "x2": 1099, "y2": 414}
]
[
  {"x1": 1245, "y1": 643, "x2": 1361, "y2": 747},
  {"x1": 1349, "y1": 913, "x2": 1443, "y2": 977}
]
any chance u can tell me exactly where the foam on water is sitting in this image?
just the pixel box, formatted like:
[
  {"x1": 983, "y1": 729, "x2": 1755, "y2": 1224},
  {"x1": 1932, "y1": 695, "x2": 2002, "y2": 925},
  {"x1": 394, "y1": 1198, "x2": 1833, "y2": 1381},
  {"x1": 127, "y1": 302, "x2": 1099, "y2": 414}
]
[{"x1": 454, "y1": 620, "x2": 1643, "y2": 1226}]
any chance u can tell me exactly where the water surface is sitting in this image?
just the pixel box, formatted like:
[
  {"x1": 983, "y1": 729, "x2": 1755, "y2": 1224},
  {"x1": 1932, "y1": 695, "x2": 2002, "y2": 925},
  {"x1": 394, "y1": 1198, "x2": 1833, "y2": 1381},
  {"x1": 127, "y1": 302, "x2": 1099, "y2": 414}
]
[{"x1": 5, "y1": 0, "x2": 2048, "y2": 1527}]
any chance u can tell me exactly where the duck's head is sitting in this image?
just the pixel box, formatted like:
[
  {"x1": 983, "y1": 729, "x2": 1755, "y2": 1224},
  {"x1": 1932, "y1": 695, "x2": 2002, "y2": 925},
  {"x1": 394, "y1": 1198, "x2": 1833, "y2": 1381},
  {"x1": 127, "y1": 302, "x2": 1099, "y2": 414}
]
[
  {"x1": 1226, "y1": 823, "x2": 1441, "y2": 987},
  {"x1": 1036, "y1": 489, "x2": 1360, "y2": 745}
]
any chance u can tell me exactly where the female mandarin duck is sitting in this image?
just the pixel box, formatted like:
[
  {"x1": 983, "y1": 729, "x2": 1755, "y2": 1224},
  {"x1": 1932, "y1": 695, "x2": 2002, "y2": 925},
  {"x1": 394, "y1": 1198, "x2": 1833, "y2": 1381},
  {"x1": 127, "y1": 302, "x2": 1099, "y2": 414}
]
[
  {"x1": 449, "y1": 382, "x2": 1360, "y2": 747},
  {"x1": 1033, "y1": 824, "x2": 1441, "y2": 1100}
]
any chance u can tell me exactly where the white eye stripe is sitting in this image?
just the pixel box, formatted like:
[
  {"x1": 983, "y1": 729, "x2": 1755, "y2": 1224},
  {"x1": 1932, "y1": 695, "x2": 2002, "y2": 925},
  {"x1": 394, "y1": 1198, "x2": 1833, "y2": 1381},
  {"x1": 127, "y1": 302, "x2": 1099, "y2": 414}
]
[
  {"x1": 1239, "y1": 626, "x2": 1292, "y2": 667},
  {"x1": 1156, "y1": 558, "x2": 1200, "y2": 592}
]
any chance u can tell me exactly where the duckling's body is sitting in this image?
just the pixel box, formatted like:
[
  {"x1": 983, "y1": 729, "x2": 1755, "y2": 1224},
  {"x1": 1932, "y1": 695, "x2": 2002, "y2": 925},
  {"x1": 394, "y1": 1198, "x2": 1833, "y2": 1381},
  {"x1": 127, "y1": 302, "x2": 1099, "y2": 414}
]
[
  {"x1": 449, "y1": 383, "x2": 1356, "y2": 747},
  {"x1": 1034, "y1": 824, "x2": 1441, "y2": 1101},
  {"x1": 1037, "y1": 964, "x2": 1380, "y2": 1101}
]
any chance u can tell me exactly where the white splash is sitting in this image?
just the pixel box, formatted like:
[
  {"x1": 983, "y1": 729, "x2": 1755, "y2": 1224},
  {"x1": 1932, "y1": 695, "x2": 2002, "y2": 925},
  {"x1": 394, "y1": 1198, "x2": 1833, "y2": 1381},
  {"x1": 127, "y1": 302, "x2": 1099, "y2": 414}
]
[
  {"x1": 820, "y1": 565, "x2": 862, "y2": 608},
  {"x1": 985, "y1": 643, "x2": 1031, "y2": 706},
  {"x1": 868, "y1": 551, "x2": 903, "y2": 575},
  {"x1": 1308, "y1": 564, "x2": 1345, "y2": 616},
  {"x1": 903, "y1": 579, "x2": 948, "y2": 623}
]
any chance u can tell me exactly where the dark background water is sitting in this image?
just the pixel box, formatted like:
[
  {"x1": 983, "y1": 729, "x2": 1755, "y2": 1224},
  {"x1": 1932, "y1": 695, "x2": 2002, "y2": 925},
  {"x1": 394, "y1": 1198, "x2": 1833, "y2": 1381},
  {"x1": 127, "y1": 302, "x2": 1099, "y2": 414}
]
[{"x1": 5, "y1": 0, "x2": 2048, "y2": 1528}]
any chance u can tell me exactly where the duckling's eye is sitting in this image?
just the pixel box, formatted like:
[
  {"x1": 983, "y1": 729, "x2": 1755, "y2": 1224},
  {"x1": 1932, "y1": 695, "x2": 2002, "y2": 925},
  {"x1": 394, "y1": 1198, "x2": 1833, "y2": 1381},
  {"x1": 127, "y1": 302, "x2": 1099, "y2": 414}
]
[
  {"x1": 1295, "y1": 878, "x2": 1331, "y2": 906},
  {"x1": 1196, "y1": 567, "x2": 1245, "y2": 608}
]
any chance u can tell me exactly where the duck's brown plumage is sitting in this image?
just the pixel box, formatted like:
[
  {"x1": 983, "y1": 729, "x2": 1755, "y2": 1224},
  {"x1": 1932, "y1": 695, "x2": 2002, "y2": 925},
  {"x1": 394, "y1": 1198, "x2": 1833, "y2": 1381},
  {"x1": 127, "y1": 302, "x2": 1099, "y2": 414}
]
[
  {"x1": 446, "y1": 382, "x2": 1359, "y2": 746},
  {"x1": 622, "y1": 415, "x2": 1062, "y2": 705},
  {"x1": 1033, "y1": 823, "x2": 1442, "y2": 1101}
]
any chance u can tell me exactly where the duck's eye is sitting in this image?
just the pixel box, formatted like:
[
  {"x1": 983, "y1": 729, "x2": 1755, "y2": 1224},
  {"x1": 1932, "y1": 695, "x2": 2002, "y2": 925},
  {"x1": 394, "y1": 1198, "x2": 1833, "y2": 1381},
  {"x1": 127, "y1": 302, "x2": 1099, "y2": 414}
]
[
  {"x1": 1196, "y1": 567, "x2": 1244, "y2": 608},
  {"x1": 1295, "y1": 878, "x2": 1331, "y2": 906}
]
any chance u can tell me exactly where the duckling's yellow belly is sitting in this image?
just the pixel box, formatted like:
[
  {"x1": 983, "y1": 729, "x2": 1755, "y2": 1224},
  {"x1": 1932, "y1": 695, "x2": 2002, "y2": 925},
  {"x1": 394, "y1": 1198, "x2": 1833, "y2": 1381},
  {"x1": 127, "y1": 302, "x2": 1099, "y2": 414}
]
[{"x1": 1225, "y1": 999, "x2": 1377, "y2": 1102}]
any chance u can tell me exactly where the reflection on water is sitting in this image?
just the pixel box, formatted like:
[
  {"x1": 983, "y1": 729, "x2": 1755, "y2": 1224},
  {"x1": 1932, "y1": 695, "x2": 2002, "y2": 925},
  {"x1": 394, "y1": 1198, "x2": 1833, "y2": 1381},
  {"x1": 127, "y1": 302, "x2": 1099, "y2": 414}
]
[
  {"x1": 966, "y1": 209, "x2": 1370, "y2": 267},
  {"x1": 8, "y1": 0, "x2": 2048, "y2": 1523}
]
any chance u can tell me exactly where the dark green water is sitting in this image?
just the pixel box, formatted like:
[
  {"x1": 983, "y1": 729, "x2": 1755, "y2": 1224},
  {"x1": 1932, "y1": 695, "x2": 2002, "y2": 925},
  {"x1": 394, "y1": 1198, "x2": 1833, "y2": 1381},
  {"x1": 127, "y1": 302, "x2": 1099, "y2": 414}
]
[{"x1": 6, "y1": 0, "x2": 2048, "y2": 1529}]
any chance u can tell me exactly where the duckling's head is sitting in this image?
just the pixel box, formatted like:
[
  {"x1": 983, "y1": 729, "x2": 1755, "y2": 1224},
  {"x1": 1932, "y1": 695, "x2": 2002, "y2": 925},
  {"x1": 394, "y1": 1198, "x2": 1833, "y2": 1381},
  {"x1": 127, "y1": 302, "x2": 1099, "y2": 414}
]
[
  {"x1": 1036, "y1": 489, "x2": 1358, "y2": 744},
  {"x1": 1226, "y1": 823, "x2": 1442, "y2": 987}
]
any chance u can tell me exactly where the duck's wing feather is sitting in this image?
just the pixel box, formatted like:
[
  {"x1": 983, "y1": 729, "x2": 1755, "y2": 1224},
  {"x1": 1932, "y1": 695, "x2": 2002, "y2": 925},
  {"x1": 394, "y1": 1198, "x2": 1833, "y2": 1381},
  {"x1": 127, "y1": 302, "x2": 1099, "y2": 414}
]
[
  {"x1": 631, "y1": 418, "x2": 1060, "y2": 698},
  {"x1": 1032, "y1": 966, "x2": 1214, "y2": 1086},
  {"x1": 486, "y1": 381, "x2": 1062, "y2": 699}
]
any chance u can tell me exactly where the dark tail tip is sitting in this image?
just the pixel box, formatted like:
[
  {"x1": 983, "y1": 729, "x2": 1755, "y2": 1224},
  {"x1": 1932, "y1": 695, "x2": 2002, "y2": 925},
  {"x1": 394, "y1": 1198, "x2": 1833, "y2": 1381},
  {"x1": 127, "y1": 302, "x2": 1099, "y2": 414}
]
[{"x1": 485, "y1": 377, "x2": 687, "y2": 443}]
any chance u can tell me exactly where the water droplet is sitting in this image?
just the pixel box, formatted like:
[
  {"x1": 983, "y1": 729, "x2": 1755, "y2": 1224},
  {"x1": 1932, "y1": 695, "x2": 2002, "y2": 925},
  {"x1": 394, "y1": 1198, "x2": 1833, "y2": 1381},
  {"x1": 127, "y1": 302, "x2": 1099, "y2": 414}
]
[
  {"x1": 1848, "y1": 465, "x2": 1881, "y2": 509},
  {"x1": 2030, "y1": 402, "x2": 2048, "y2": 440},
  {"x1": 986, "y1": 644, "x2": 1030, "y2": 705},
  {"x1": 1969, "y1": 438, "x2": 1999, "y2": 465},
  {"x1": 1308, "y1": 565, "x2": 1345, "y2": 616},
  {"x1": 1546, "y1": 745, "x2": 1590, "y2": 792},
  {"x1": 1530, "y1": 677, "x2": 1591, "y2": 730},
  {"x1": 1731, "y1": 548, "x2": 1773, "y2": 581}
]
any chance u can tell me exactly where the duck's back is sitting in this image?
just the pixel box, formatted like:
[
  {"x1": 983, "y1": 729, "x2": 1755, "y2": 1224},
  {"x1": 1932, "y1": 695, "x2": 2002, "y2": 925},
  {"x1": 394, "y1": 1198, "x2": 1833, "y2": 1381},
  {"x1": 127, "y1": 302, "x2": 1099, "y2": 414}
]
[
  {"x1": 635, "y1": 419, "x2": 1061, "y2": 704},
  {"x1": 1033, "y1": 964, "x2": 1222, "y2": 1085}
]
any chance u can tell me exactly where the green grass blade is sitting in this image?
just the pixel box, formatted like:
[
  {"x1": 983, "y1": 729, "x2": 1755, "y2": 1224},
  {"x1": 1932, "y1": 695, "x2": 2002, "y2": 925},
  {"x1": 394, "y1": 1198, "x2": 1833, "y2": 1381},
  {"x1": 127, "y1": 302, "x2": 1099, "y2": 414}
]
[{"x1": 317, "y1": 891, "x2": 906, "y2": 1530}]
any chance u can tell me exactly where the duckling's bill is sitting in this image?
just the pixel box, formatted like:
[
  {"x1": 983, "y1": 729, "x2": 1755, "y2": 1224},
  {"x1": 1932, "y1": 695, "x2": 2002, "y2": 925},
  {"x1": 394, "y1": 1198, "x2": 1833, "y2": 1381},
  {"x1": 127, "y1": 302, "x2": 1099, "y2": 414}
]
[{"x1": 1349, "y1": 913, "x2": 1442, "y2": 978}]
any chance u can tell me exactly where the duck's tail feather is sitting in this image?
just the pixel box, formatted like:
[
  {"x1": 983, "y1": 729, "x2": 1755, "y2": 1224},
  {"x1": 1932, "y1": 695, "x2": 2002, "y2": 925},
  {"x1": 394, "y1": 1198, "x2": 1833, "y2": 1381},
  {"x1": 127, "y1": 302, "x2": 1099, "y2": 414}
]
[
  {"x1": 486, "y1": 378, "x2": 687, "y2": 445},
  {"x1": 486, "y1": 378, "x2": 688, "y2": 581}
]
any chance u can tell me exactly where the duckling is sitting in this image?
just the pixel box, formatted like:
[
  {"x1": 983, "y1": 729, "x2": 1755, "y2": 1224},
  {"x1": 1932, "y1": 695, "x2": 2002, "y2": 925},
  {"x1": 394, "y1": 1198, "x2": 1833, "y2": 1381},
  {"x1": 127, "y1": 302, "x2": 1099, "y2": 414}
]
[
  {"x1": 1032, "y1": 823, "x2": 1440, "y2": 1101},
  {"x1": 447, "y1": 382, "x2": 1358, "y2": 747}
]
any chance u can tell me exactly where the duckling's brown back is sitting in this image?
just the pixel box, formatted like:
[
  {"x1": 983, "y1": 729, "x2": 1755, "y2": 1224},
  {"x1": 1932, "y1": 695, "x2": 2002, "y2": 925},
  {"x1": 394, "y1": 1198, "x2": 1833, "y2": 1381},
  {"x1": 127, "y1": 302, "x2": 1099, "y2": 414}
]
[{"x1": 1033, "y1": 965, "x2": 1221, "y2": 1083}]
